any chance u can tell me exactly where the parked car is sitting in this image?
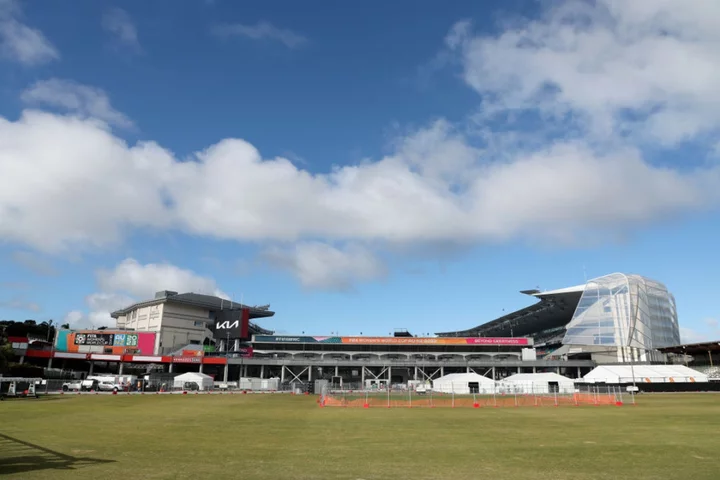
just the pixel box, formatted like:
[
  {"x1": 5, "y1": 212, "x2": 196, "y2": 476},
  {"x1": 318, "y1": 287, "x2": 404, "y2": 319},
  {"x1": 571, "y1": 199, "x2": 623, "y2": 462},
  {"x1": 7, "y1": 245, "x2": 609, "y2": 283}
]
[{"x1": 61, "y1": 379, "x2": 98, "y2": 392}]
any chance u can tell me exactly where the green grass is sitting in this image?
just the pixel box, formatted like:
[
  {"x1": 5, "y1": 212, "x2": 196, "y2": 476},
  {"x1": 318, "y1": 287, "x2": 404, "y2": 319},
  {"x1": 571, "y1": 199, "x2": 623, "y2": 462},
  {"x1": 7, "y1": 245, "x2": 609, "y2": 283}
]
[{"x1": 1, "y1": 393, "x2": 719, "y2": 480}]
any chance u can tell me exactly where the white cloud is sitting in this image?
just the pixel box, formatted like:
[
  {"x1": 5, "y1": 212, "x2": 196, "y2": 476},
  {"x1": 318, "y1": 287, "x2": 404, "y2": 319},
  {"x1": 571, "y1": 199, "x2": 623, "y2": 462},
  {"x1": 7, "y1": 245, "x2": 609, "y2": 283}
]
[
  {"x1": 4, "y1": 2, "x2": 720, "y2": 289},
  {"x1": 679, "y1": 318, "x2": 720, "y2": 344},
  {"x1": 680, "y1": 327, "x2": 710, "y2": 344},
  {"x1": 212, "y1": 21, "x2": 308, "y2": 49},
  {"x1": 97, "y1": 258, "x2": 228, "y2": 299},
  {"x1": 10, "y1": 250, "x2": 58, "y2": 276},
  {"x1": 101, "y1": 7, "x2": 140, "y2": 50},
  {"x1": 0, "y1": 296, "x2": 41, "y2": 312},
  {"x1": 21, "y1": 79, "x2": 134, "y2": 128},
  {"x1": 447, "y1": 1, "x2": 720, "y2": 147},
  {"x1": 263, "y1": 242, "x2": 387, "y2": 290},
  {"x1": 1, "y1": 110, "x2": 718, "y2": 257},
  {"x1": 0, "y1": 110, "x2": 171, "y2": 251},
  {"x1": 0, "y1": 0, "x2": 59, "y2": 65},
  {"x1": 64, "y1": 258, "x2": 228, "y2": 329}
]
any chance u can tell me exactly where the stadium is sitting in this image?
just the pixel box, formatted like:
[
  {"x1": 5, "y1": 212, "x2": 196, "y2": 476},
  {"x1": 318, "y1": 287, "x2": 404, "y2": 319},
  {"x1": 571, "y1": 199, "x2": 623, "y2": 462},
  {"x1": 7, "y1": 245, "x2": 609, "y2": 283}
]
[
  {"x1": 10, "y1": 272, "x2": 714, "y2": 391},
  {"x1": 4, "y1": 272, "x2": 720, "y2": 480}
]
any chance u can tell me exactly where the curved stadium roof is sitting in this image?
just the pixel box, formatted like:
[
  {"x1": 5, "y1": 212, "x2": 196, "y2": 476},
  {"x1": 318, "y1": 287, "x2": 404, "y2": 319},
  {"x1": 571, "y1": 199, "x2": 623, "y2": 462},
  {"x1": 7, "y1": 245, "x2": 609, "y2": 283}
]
[{"x1": 436, "y1": 285, "x2": 585, "y2": 339}]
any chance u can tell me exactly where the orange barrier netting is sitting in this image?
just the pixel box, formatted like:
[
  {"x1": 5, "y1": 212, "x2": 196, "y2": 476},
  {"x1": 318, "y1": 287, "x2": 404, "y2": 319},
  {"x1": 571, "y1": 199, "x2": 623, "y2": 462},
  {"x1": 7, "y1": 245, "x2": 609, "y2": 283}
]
[{"x1": 321, "y1": 391, "x2": 624, "y2": 408}]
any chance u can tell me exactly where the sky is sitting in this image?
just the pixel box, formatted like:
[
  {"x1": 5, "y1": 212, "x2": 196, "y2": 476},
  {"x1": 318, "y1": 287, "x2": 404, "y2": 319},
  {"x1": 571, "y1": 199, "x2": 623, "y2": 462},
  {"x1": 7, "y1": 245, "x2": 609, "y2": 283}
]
[{"x1": 0, "y1": 0, "x2": 719, "y2": 342}]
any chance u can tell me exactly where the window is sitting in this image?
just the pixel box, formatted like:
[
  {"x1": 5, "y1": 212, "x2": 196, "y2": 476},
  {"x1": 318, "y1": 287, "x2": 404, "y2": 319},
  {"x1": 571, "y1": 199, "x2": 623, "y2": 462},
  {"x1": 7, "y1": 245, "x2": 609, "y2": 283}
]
[{"x1": 193, "y1": 321, "x2": 205, "y2": 327}]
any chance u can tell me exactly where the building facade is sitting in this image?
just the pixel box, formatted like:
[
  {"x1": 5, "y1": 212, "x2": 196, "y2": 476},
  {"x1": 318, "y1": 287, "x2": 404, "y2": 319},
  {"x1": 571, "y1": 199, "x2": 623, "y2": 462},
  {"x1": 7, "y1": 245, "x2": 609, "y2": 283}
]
[
  {"x1": 562, "y1": 273, "x2": 680, "y2": 362},
  {"x1": 111, "y1": 291, "x2": 274, "y2": 355}
]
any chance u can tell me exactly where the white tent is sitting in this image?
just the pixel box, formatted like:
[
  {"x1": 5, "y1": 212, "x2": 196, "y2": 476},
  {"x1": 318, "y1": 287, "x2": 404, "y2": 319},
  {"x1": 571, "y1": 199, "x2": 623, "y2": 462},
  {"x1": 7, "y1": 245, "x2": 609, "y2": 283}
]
[
  {"x1": 500, "y1": 372, "x2": 575, "y2": 394},
  {"x1": 173, "y1": 372, "x2": 214, "y2": 391},
  {"x1": 583, "y1": 365, "x2": 708, "y2": 384},
  {"x1": 432, "y1": 373, "x2": 496, "y2": 394}
]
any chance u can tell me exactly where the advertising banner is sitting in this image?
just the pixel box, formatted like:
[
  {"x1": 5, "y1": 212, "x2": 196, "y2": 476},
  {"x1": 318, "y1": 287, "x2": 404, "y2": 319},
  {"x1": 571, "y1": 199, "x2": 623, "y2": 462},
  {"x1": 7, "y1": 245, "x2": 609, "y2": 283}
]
[
  {"x1": 172, "y1": 356, "x2": 201, "y2": 364},
  {"x1": 465, "y1": 337, "x2": 530, "y2": 345},
  {"x1": 55, "y1": 330, "x2": 156, "y2": 355},
  {"x1": 238, "y1": 346, "x2": 254, "y2": 358},
  {"x1": 253, "y1": 336, "x2": 341, "y2": 343},
  {"x1": 253, "y1": 335, "x2": 531, "y2": 346},
  {"x1": 212, "y1": 308, "x2": 250, "y2": 340},
  {"x1": 182, "y1": 350, "x2": 203, "y2": 357}
]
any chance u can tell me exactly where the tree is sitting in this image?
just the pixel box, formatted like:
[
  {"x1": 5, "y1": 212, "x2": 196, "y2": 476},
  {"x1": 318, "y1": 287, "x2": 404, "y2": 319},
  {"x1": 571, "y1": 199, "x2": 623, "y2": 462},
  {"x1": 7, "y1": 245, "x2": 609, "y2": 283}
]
[{"x1": 0, "y1": 340, "x2": 11, "y2": 374}]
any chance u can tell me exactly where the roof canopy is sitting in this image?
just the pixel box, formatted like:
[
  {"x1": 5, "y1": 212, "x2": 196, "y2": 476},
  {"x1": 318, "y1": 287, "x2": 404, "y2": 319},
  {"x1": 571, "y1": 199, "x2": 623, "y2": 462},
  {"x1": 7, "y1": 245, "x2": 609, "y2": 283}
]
[
  {"x1": 433, "y1": 373, "x2": 496, "y2": 385},
  {"x1": 437, "y1": 290, "x2": 582, "y2": 337},
  {"x1": 111, "y1": 291, "x2": 274, "y2": 322},
  {"x1": 502, "y1": 372, "x2": 574, "y2": 384},
  {"x1": 658, "y1": 341, "x2": 720, "y2": 354},
  {"x1": 583, "y1": 365, "x2": 708, "y2": 383}
]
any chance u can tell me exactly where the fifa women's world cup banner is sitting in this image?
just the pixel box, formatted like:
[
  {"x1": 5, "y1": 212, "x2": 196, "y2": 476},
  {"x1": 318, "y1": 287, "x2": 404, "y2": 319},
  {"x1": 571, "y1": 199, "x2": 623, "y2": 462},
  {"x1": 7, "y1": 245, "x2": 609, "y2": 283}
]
[
  {"x1": 55, "y1": 330, "x2": 157, "y2": 355},
  {"x1": 253, "y1": 336, "x2": 531, "y2": 346}
]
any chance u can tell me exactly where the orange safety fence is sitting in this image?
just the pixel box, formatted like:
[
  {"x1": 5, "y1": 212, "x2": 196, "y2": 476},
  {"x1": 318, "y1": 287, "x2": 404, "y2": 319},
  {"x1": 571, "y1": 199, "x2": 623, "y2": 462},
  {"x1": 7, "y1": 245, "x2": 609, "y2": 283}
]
[{"x1": 320, "y1": 390, "x2": 625, "y2": 408}]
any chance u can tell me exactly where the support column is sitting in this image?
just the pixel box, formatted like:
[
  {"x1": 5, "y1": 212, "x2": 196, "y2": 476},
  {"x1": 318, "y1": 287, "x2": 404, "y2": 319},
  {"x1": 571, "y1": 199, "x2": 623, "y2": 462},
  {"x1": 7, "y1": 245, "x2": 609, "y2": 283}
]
[
  {"x1": 89, "y1": 362, "x2": 94, "y2": 375},
  {"x1": 260, "y1": 365, "x2": 264, "y2": 379},
  {"x1": 361, "y1": 367, "x2": 365, "y2": 386},
  {"x1": 491, "y1": 366, "x2": 495, "y2": 380},
  {"x1": 281, "y1": 366, "x2": 286, "y2": 383},
  {"x1": 335, "y1": 365, "x2": 339, "y2": 377},
  {"x1": 18, "y1": 356, "x2": 25, "y2": 364},
  {"x1": 517, "y1": 366, "x2": 521, "y2": 374},
  {"x1": 556, "y1": 366, "x2": 560, "y2": 374},
  {"x1": 308, "y1": 366, "x2": 312, "y2": 382},
  {"x1": 223, "y1": 364, "x2": 228, "y2": 382},
  {"x1": 388, "y1": 366, "x2": 392, "y2": 384},
  {"x1": 199, "y1": 363, "x2": 204, "y2": 374},
  {"x1": 168, "y1": 363, "x2": 174, "y2": 373},
  {"x1": 577, "y1": 366, "x2": 581, "y2": 379},
  {"x1": 47, "y1": 358, "x2": 53, "y2": 369},
  {"x1": 119, "y1": 363, "x2": 124, "y2": 375},
  {"x1": 414, "y1": 366, "x2": 418, "y2": 380},
  {"x1": 532, "y1": 366, "x2": 537, "y2": 373},
  {"x1": 440, "y1": 366, "x2": 444, "y2": 377}
]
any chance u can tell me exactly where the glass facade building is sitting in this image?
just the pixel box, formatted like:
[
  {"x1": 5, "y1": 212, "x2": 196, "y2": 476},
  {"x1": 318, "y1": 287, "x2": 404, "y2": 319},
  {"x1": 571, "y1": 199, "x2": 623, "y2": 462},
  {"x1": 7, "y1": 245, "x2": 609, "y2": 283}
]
[{"x1": 562, "y1": 273, "x2": 680, "y2": 358}]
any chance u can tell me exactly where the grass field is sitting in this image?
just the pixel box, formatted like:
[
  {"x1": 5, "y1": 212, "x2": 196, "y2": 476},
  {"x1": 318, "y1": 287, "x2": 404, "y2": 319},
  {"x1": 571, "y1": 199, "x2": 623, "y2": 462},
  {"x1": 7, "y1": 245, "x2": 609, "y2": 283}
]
[{"x1": 1, "y1": 393, "x2": 719, "y2": 480}]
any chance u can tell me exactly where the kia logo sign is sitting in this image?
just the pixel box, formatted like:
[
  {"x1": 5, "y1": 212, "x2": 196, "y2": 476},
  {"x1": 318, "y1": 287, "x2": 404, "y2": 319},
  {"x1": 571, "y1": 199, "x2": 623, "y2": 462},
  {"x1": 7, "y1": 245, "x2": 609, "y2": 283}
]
[{"x1": 216, "y1": 320, "x2": 240, "y2": 330}]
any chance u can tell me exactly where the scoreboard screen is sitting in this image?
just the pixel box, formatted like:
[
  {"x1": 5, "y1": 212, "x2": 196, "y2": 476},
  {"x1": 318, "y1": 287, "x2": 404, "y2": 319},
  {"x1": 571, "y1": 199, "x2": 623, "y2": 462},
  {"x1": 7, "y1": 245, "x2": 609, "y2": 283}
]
[{"x1": 74, "y1": 333, "x2": 140, "y2": 347}]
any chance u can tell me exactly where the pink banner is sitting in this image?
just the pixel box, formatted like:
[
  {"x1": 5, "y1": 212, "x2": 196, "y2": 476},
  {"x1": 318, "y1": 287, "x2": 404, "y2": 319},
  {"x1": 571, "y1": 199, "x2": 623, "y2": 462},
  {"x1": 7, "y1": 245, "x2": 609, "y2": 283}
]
[{"x1": 465, "y1": 337, "x2": 529, "y2": 345}]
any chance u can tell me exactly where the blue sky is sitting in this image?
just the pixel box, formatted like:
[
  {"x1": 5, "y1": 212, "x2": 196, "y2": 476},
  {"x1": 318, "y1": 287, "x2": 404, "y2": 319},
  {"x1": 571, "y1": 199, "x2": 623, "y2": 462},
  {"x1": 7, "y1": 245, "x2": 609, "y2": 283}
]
[{"x1": 1, "y1": 0, "x2": 719, "y2": 342}]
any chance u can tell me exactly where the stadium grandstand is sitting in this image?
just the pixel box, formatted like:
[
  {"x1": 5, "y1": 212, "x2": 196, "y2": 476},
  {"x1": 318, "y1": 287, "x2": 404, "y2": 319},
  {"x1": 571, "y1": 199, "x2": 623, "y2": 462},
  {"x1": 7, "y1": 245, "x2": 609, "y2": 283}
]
[
  {"x1": 437, "y1": 284, "x2": 582, "y2": 355},
  {"x1": 438, "y1": 273, "x2": 681, "y2": 363},
  {"x1": 659, "y1": 340, "x2": 720, "y2": 380},
  {"x1": 12, "y1": 273, "x2": 692, "y2": 390}
]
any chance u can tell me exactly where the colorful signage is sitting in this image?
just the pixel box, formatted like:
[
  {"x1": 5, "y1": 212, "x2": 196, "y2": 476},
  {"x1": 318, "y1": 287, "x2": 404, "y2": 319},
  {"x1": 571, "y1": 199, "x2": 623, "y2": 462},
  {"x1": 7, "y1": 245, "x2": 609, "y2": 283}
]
[
  {"x1": 238, "y1": 346, "x2": 253, "y2": 358},
  {"x1": 182, "y1": 350, "x2": 204, "y2": 357},
  {"x1": 172, "y1": 356, "x2": 202, "y2": 363},
  {"x1": 252, "y1": 335, "x2": 531, "y2": 346},
  {"x1": 55, "y1": 330, "x2": 157, "y2": 355}
]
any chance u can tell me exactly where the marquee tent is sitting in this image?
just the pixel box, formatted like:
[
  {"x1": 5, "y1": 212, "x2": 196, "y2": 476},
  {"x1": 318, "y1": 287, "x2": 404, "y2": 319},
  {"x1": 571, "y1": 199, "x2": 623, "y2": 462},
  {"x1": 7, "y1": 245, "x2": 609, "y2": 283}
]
[
  {"x1": 432, "y1": 373, "x2": 496, "y2": 394},
  {"x1": 173, "y1": 372, "x2": 214, "y2": 391},
  {"x1": 500, "y1": 372, "x2": 575, "y2": 394},
  {"x1": 583, "y1": 365, "x2": 708, "y2": 384}
]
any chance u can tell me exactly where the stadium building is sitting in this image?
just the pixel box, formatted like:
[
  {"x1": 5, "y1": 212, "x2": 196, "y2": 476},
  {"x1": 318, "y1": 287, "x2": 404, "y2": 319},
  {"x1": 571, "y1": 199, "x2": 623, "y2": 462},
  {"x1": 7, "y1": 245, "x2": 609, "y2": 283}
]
[
  {"x1": 110, "y1": 290, "x2": 274, "y2": 354},
  {"x1": 14, "y1": 272, "x2": 685, "y2": 387},
  {"x1": 438, "y1": 273, "x2": 681, "y2": 364}
]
